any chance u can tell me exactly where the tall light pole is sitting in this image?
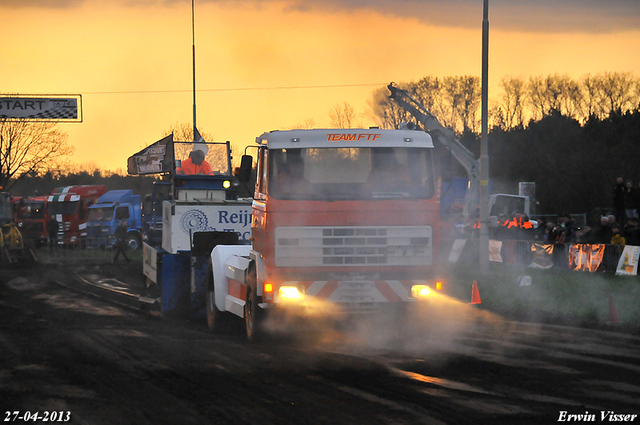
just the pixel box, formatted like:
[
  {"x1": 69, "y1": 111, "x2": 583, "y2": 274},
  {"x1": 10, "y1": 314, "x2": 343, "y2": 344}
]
[
  {"x1": 479, "y1": 0, "x2": 490, "y2": 274},
  {"x1": 192, "y1": 0, "x2": 197, "y2": 142}
]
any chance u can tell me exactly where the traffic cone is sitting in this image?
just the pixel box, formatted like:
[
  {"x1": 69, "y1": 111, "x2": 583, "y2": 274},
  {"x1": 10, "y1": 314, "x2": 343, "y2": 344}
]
[
  {"x1": 470, "y1": 280, "x2": 481, "y2": 305},
  {"x1": 608, "y1": 294, "x2": 620, "y2": 324}
]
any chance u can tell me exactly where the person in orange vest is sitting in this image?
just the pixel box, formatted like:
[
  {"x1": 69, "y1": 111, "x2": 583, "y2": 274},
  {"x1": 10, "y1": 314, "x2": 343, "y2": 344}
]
[
  {"x1": 176, "y1": 149, "x2": 213, "y2": 175},
  {"x1": 467, "y1": 208, "x2": 484, "y2": 238},
  {"x1": 505, "y1": 212, "x2": 521, "y2": 240},
  {"x1": 520, "y1": 214, "x2": 535, "y2": 240},
  {"x1": 472, "y1": 220, "x2": 481, "y2": 238},
  {"x1": 505, "y1": 212, "x2": 533, "y2": 240},
  {"x1": 491, "y1": 213, "x2": 508, "y2": 240}
]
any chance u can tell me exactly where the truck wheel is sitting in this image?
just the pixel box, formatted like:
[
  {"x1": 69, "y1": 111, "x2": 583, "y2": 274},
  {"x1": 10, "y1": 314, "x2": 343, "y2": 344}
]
[
  {"x1": 125, "y1": 233, "x2": 141, "y2": 251},
  {"x1": 206, "y1": 259, "x2": 218, "y2": 331},
  {"x1": 245, "y1": 264, "x2": 264, "y2": 342}
]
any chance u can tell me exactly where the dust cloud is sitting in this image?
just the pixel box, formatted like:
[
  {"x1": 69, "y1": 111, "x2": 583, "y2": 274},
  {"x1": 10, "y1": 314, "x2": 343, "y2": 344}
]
[{"x1": 261, "y1": 293, "x2": 512, "y2": 358}]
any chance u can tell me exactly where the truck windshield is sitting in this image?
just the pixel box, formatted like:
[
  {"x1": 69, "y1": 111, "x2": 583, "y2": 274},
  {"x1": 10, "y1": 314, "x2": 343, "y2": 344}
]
[
  {"x1": 173, "y1": 141, "x2": 231, "y2": 176},
  {"x1": 16, "y1": 201, "x2": 46, "y2": 219},
  {"x1": 48, "y1": 201, "x2": 79, "y2": 216},
  {"x1": 269, "y1": 147, "x2": 435, "y2": 200},
  {"x1": 88, "y1": 207, "x2": 114, "y2": 222}
]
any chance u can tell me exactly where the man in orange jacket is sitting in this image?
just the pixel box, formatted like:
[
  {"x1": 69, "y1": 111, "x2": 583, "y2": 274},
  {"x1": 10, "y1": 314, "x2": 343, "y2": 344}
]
[{"x1": 176, "y1": 149, "x2": 213, "y2": 175}]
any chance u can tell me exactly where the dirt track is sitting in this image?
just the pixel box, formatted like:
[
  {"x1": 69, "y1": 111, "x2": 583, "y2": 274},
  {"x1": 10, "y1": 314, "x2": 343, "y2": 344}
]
[{"x1": 1, "y1": 264, "x2": 639, "y2": 425}]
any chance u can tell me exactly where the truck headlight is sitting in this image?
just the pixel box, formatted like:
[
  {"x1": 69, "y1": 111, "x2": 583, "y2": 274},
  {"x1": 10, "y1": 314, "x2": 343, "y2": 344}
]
[
  {"x1": 279, "y1": 285, "x2": 303, "y2": 301},
  {"x1": 410, "y1": 285, "x2": 432, "y2": 298}
]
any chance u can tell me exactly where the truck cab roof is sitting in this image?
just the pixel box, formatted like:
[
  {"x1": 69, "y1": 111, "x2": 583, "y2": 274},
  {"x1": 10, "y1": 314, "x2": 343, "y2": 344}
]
[
  {"x1": 94, "y1": 190, "x2": 135, "y2": 204},
  {"x1": 256, "y1": 129, "x2": 434, "y2": 150}
]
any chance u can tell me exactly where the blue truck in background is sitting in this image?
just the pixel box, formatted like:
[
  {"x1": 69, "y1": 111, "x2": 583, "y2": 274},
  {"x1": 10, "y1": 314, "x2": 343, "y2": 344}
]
[{"x1": 87, "y1": 190, "x2": 143, "y2": 250}]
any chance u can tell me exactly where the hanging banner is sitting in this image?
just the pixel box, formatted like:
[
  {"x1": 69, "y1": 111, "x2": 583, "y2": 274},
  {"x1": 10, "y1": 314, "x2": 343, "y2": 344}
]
[
  {"x1": 568, "y1": 244, "x2": 605, "y2": 272},
  {"x1": 0, "y1": 95, "x2": 82, "y2": 122},
  {"x1": 448, "y1": 239, "x2": 466, "y2": 263},
  {"x1": 529, "y1": 243, "x2": 554, "y2": 269},
  {"x1": 501, "y1": 239, "x2": 518, "y2": 264},
  {"x1": 127, "y1": 134, "x2": 173, "y2": 175},
  {"x1": 615, "y1": 245, "x2": 640, "y2": 276},
  {"x1": 489, "y1": 239, "x2": 503, "y2": 262}
]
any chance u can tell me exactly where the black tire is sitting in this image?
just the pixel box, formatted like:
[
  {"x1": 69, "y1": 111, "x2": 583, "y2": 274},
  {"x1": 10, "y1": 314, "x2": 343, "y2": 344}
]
[
  {"x1": 206, "y1": 259, "x2": 218, "y2": 331},
  {"x1": 244, "y1": 263, "x2": 264, "y2": 342},
  {"x1": 125, "y1": 232, "x2": 141, "y2": 251}
]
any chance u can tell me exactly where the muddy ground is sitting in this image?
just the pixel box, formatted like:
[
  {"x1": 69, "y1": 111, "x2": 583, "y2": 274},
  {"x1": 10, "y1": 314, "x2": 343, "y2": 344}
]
[{"x1": 1, "y1": 263, "x2": 639, "y2": 425}]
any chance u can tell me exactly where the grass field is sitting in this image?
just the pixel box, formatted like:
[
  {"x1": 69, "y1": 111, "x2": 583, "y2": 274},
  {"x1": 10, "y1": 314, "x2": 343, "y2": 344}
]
[{"x1": 444, "y1": 262, "x2": 640, "y2": 333}]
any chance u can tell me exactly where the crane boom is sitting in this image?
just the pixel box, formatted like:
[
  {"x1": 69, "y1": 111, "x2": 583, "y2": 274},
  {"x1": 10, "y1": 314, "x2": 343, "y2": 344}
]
[{"x1": 387, "y1": 83, "x2": 480, "y2": 223}]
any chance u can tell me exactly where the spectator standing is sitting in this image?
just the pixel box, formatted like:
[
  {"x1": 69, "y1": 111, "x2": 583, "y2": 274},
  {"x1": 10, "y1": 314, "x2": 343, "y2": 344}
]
[
  {"x1": 573, "y1": 228, "x2": 586, "y2": 244},
  {"x1": 550, "y1": 224, "x2": 566, "y2": 244},
  {"x1": 492, "y1": 214, "x2": 508, "y2": 240},
  {"x1": 561, "y1": 214, "x2": 576, "y2": 241},
  {"x1": 623, "y1": 218, "x2": 639, "y2": 246},
  {"x1": 520, "y1": 214, "x2": 535, "y2": 240},
  {"x1": 532, "y1": 218, "x2": 547, "y2": 242},
  {"x1": 625, "y1": 180, "x2": 638, "y2": 219},
  {"x1": 112, "y1": 220, "x2": 131, "y2": 264},
  {"x1": 611, "y1": 226, "x2": 626, "y2": 247},
  {"x1": 607, "y1": 214, "x2": 619, "y2": 230},
  {"x1": 613, "y1": 176, "x2": 626, "y2": 227},
  {"x1": 592, "y1": 216, "x2": 613, "y2": 244},
  {"x1": 543, "y1": 221, "x2": 554, "y2": 242},
  {"x1": 581, "y1": 225, "x2": 593, "y2": 244},
  {"x1": 46, "y1": 216, "x2": 59, "y2": 252}
]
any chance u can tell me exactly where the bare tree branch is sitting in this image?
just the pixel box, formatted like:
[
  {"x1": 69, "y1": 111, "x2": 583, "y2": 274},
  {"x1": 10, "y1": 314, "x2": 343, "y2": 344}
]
[{"x1": 0, "y1": 119, "x2": 74, "y2": 190}]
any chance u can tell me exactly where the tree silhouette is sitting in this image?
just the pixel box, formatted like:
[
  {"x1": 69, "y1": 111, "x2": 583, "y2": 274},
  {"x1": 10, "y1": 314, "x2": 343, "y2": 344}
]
[
  {"x1": 498, "y1": 76, "x2": 526, "y2": 129},
  {"x1": 329, "y1": 102, "x2": 362, "y2": 128},
  {"x1": 375, "y1": 73, "x2": 640, "y2": 223},
  {"x1": 0, "y1": 119, "x2": 74, "y2": 190}
]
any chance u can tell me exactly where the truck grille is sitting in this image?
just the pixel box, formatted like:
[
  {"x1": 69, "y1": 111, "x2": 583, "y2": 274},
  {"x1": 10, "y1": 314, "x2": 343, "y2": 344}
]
[{"x1": 275, "y1": 226, "x2": 432, "y2": 268}]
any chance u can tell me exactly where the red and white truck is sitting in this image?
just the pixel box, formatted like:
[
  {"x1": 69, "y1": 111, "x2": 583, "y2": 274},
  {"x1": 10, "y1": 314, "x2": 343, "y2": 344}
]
[
  {"x1": 206, "y1": 128, "x2": 443, "y2": 340},
  {"x1": 47, "y1": 185, "x2": 107, "y2": 245}
]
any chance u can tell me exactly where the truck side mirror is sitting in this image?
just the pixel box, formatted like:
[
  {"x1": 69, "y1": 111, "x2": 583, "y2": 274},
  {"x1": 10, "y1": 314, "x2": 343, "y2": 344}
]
[{"x1": 238, "y1": 155, "x2": 253, "y2": 183}]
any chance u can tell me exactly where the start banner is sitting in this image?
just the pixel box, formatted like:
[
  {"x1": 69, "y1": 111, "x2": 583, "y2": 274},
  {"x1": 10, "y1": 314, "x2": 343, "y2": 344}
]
[{"x1": 0, "y1": 95, "x2": 81, "y2": 121}]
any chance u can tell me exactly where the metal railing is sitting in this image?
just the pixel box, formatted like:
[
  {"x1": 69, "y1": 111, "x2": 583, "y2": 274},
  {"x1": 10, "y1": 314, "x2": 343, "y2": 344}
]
[
  {"x1": 26, "y1": 234, "x2": 626, "y2": 273},
  {"x1": 444, "y1": 238, "x2": 623, "y2": 273},
  {"x1": 31, "y1": 237, "x2": 132, "y2": 264}
]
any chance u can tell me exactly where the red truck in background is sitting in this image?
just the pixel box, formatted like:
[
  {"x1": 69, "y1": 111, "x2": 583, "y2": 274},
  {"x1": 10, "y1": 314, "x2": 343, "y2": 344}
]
[
  {"x1": 47, "y1": 185, "x2": 107, "y2": 245},
  {"x1": 14, "y1": 196, "x2": 49, "y2": 246}
]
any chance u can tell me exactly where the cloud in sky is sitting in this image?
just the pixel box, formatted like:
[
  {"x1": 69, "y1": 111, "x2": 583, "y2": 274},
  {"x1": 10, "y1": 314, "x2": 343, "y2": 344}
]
[
  {"x1": 5, "y1": 0, "x2": 640, "y2": 33},
  {"x1": 319, "y1": 0, "x2": 640, "y2": 33},
  {"x1": 2, "y1": 0, "x2": 638, "y2": 170}
]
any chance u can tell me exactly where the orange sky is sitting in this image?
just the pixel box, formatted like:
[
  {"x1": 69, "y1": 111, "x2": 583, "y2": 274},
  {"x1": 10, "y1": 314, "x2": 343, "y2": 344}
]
[{"x1": 1, "y1": 0, "x2": 639, "y2": 172}]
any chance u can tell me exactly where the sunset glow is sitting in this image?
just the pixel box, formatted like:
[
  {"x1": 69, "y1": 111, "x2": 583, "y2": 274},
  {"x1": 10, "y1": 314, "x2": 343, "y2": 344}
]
[{"x1": 1, "y1": 0, "x2": 639, "y2": 172}]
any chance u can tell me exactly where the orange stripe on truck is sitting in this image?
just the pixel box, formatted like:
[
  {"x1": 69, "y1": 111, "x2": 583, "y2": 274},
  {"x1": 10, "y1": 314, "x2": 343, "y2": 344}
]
[
  {"x1": 313, "y1": 281, "x2": 339, "y2": 300},
  {"x1": 374, "y1": 281, "x2": 403, "y2": 302},
  {"x1": 228, "y1": 279, "x2": 246, "y2": 300}
]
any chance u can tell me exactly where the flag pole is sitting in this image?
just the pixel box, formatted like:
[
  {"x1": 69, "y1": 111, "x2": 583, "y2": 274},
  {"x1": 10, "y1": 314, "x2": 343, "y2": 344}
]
[
  {"x1": 479, "y1": 0, "x2": 490, "y2": 274},
  {"x1": 192, "y1": 0, "x2": 197, "y2": 142}
]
